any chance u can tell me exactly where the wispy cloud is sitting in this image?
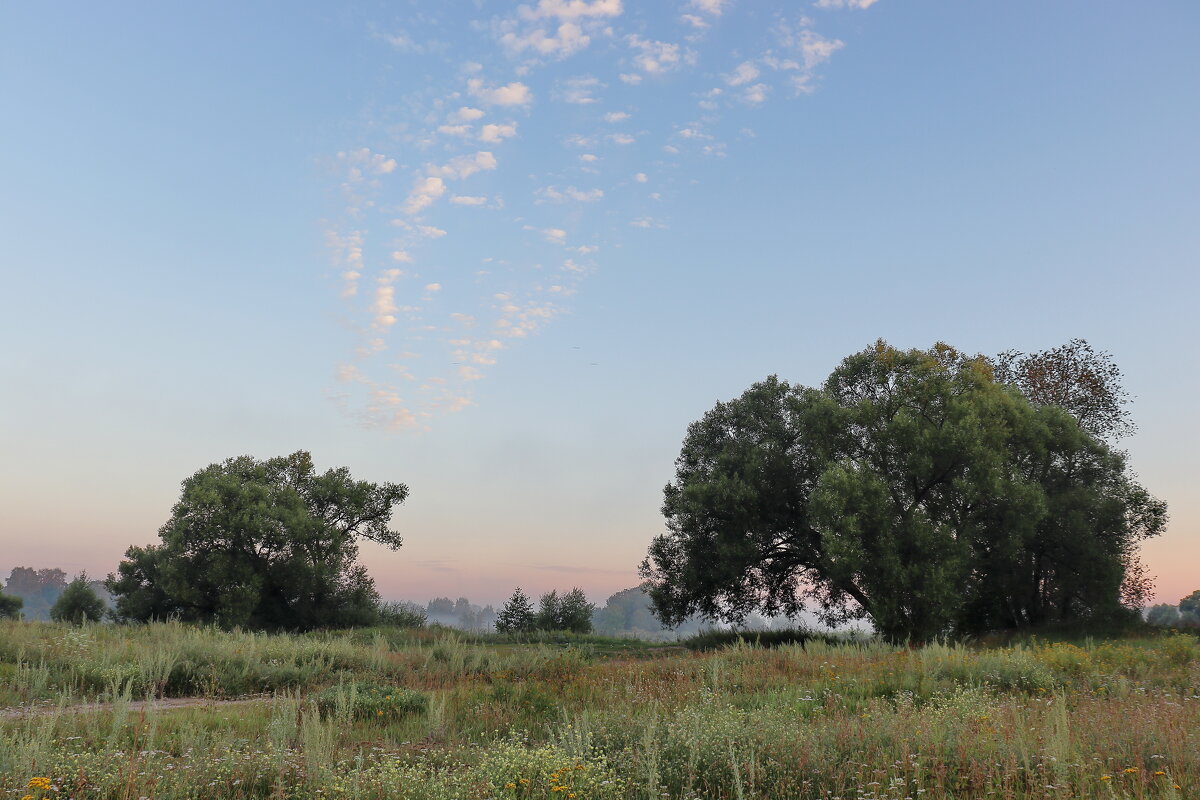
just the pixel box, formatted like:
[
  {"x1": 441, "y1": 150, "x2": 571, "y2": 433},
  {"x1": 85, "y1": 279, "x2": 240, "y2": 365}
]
[
  {"x1": 327, "y1": 2, "x2": 862, "y2": 431},
  {"x1": 538, "y1": 185, "x2": 604, "y2": 202},
  {"x1": 815, "y1": 0, "x2": 879, "y2": 8}
]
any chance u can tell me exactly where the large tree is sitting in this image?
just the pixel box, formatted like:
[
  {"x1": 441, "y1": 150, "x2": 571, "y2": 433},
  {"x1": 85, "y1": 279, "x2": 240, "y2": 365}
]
[
  {"x1": 641, "y1": 342, "x2": 1166, "y2": 643},
  {"x1": 107, "y1": 451, "x2": 407, "y2": 631}
]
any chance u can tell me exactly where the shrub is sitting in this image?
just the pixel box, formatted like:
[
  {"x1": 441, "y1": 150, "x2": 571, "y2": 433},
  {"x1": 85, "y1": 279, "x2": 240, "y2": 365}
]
[
  {"x1": 377, "y1": 601, "x2": 427, "y2": 628},
  {"x1": 49, "y1": 575, "x2": 105, "y2": 624},
  {"x1": 0, "y1": 592, "x2": 21, "y2": 620},
  {"x1": 315, "y1": 681, "x2": 428, "y2": 721},
  {"x1": 683, "y1": 627, "x2": 844, "y2": 651}
]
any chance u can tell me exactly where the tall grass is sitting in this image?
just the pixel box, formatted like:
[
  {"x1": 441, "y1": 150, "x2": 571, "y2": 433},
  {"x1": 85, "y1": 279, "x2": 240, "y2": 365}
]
[{"x1": 1, "y1": 620, "x2": 1196, "y2": 799}]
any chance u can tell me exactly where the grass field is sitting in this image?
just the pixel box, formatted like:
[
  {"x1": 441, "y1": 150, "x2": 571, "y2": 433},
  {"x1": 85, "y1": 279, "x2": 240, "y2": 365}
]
[{"x1": 1, "y1": 621, "x2": 1197, "y2": 799}]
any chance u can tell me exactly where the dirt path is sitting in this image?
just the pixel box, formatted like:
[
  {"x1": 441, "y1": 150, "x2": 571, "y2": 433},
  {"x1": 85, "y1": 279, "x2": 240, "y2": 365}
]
[{"x1": 0, "y1": 695, "x2": 271, "y2": 719}]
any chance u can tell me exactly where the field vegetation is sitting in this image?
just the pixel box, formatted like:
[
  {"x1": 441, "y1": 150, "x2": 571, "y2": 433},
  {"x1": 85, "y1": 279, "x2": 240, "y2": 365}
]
[{"x1": 2, "y1": 620, "x2": 1197, "y2": 800}]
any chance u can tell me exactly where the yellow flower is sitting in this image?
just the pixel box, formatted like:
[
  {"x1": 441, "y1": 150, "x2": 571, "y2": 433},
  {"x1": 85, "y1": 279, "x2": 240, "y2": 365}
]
[
  {"x1": 1101, "y1": 776, "x2": 1112, "y2": 781},
  {"x1": 377, "y1": 710, "x2": 384, "y2": 716},
  {"x1": 22, "y1": 795, "x2": 34, "y2": 800},
  {"x1": 1154, "y1": 771, "x2": 1166, "y2": 776},
  {"x1": 519, "y1": 779, "x2": 530, "y2": 785},
  {"x1": 27, "y1": 778, "x2": 52, "y2": 790},
  {"x1": 505, "y1": 783, "x2": 516, "y2": 790},
  {"x1": 1124, "y1": 768, "x2": 1139, "y2": 774}
]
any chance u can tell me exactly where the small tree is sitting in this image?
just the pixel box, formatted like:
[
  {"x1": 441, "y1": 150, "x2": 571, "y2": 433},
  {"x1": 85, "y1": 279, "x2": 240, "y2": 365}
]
[
  {"x1": 536, "y1": 590, "x2": 561, "y2": 630},
  {"x1": 495, "y1": 588, "x2": 535, "y2": 633},
  {"x1": 0, "y1": 591, "x2": 22, "y2": 620},
  {"x1": 50, "y1": 574, "x2": 106, "y2": 624},
  {"x1": 557, "y1": 588, "x2": 595, "y2": 634}
]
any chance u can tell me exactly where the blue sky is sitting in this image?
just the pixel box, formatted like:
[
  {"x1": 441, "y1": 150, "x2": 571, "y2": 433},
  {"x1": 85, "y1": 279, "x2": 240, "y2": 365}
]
[{"x1": 2, "y1": 0, "x2": 1197, "y2": 607}]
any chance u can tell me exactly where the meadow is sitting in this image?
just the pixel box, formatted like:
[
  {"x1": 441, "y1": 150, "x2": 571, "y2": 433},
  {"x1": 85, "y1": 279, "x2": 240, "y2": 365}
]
[{"x1": 1, "y1": 621, "x2": 1197, "y2": 800}]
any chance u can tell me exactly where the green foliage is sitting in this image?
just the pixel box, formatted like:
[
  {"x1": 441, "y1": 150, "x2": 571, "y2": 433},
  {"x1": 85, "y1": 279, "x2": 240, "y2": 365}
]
[
  {"x1": 106, "y1": 451, "x2": 408, "y2": 631},
  {"x1": 682, "y1": 627, "x2": 846, "y2": 651},
  {"x1": 536, "y1": 588, "x2": 595, "y2": 633},
  {"x1": 49, "y1": 574, "x2": 105, "y2": 624},
  {"x1": 642, "y1": 341, "x2": 1167, "y2": 644},
  {"x1": 376, "y1": 601, "x2": 427, "y2": 628},
  {"x1": 477, "y1": 738, "x2": 626, "y2": 800},
  {"x1": 0, "y1": 591, "x2": 21, "y2": 620},
  {"x1": 1180, "y1": 590, "x2": 1200, "y2": 624},
  {"x1": 496, "y1": 588, "x2": 536, "y2": 633},
  {"x1": 2, "y1": 622, "x2": 1199, "y2": 800},
  {"x1": 315, "y1": 681, "x2": 428, "y2": 721}
]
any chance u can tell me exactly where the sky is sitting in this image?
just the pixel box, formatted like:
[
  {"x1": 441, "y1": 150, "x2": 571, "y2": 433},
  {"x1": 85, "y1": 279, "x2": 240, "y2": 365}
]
[{"x1": 1, "y1": 0, "x2": 1197, "y2": 609}]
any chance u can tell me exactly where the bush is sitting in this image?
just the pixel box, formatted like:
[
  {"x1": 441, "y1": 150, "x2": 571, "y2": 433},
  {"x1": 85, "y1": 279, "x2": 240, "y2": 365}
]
[
  {"x1": 683, "y1": 627, "x2": 844, "y2": 651},
  {"x1": 315, "y1": 681, "x2": 428, "y2": 721},
  {"x1": 49, "y1": 575, "x2": 105, "y2": 624},
  {"x1": 0, "y1": 592, "x2": 21, "y2": 620},
  {"x1": 376, "y1": 601, "x2": 427, "y2": 628}
]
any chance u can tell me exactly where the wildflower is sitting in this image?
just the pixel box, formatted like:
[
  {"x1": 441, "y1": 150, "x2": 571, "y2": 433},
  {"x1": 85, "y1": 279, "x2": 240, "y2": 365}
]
[
  {"x1": 1154, "y1": 771, "x2": 1166, "y2": 776},
  {"x1": 1101, "y1": 776, "x2": 1112, "y2": 781},
  {"x1": 519, "y1": 779, "x2": 530, "y2": 785},
  {"x1": 1124, "y1": 768, "x2": 1139, "y2": 774},
  {"x1": 22, "y1": 795, "x2": 34, "y2": 800},
  {"x1": 27, "y1": 778, "x2": 53, "y2": 791},
  {"x1": 505, "y1": 783, "x2": 516, "y2": 790}
]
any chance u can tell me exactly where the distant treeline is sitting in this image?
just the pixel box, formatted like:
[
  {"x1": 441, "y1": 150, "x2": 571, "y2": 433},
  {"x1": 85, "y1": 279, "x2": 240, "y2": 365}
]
[
  {"x1": 406, "y1": 586, "x2": 807, "y2": 640},
  {"x1": 1, "y1": 565, "x2": 840, "y2": 637},
  {"x1": 1, "y1": 567, "x2": 112, "y2": 621},
  {"x1": 1146, "y1": 592, "x2": 1200, "y2": 627}
]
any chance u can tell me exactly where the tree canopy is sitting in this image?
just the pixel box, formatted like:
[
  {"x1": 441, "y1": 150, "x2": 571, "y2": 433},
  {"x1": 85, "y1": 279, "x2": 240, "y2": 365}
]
[
  {"x1": 107, "y1": 451, "x2": 408, "y2": 631},
  {"x1": 641, "y1": 341, "x2": 1166, "y2": 643},
  {"x1": 991, "y1": 338, "x2": 1134, "y2": 441}
]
